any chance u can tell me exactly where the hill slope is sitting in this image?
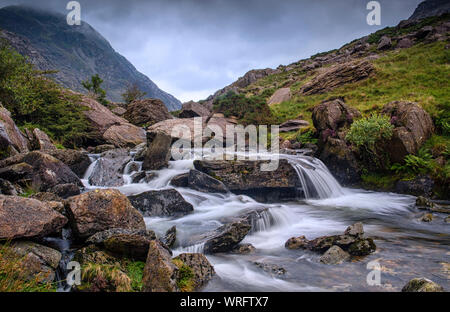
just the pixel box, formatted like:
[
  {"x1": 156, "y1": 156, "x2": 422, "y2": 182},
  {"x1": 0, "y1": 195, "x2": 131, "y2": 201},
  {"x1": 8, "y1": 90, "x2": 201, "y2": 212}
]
[{"x1": 0, "y1": 5, "x2": 181, "y2": 111}]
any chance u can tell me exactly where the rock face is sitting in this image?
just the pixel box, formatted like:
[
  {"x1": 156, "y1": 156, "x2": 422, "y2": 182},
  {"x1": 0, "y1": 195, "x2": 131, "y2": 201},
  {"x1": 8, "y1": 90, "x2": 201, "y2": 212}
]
[
  {"x1": 202, "y1": 220, "x2": 252, "y2": 254},
  {"x1": 128, "y1": 189, "x2": 194, "y2": 217},
  {"x1": 78, "y1": 95, "x2": 146, "y2": 148},
  {"x1": 409, "y1": 0, "x2": 450, "y2": 20},
  {"x1": 0, "y1": 151, "x2": 82, "y2": 192},
  {"x1": 187, "y1": 169, "x2": 229, "y2": 194},
  {"x1": 395, "y1": 175, "x2": 435, "y2": 197},
  {"x1": 0, "y1": 195, "x2": 67, "y2": 240},
  {"x1": 173, "y1": 253, "x2": 215, "y2": 290},
  {"x1": 194, "y1": 159, "x2": 302, "y2": 202},
  {"x1": 279, "y1": 119, "x2": 310, "y2": 132},
  {"x1": 179, "y1": 101, "x2": 211, "y2": 118},
  {"x1": 320, "y1": 245, "x2": 350, "y2": 265},
  {"x1": 301, "y1": 60, "x2": 374, "y2": 95},
  {"x1": 142, "y1": 240, "x2": 179, "y2": 292},
  {"x1": 65, "y1": 189, "x2": 146, "y2": 239},
  {"x1": 402, "y1": 277, "x2": 444, "y2": 292},
  {"x1": 47, "y1": 149, "x2": 91, "y2": 178},
  {"x1": 88, "y1": 149, "x2": 131, "y2": 187},
  {"x1": 267, "y1": 88, "x2": 291, "y2": 105},
  {"x1": 142, "y1": 132, "x2": 172, "y2": 170},
  {"x1": 124, "y1": 99, "x2": 173, "y2": 127},
  {"x1": 0, "y1": 105, "x2": 29, "y2": 158},
  {"x1": 312, "y1": 98, "x2": 362, "y2": 185},
  {"x1": 382, "y1": 101, "x2": 434, "y2": 163}
]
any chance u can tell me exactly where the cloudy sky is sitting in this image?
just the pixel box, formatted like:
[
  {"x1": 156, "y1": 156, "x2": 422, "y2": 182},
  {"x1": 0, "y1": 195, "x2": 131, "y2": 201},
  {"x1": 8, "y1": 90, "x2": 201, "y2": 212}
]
[{"x1": 1, "y1": 0, "x2": 422, "y2": 102}]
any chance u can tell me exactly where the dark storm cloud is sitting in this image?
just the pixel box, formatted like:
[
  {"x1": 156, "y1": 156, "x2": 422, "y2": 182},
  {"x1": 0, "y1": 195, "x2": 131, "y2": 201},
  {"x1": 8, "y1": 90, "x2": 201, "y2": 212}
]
[{"x1": 0, "y1": 0, "x2": 422, "y2": 101}]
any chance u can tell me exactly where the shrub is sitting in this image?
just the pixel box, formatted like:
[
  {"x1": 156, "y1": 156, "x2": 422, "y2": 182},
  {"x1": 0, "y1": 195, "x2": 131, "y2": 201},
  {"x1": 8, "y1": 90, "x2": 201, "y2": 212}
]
[
  {"x1": 121, "y1": 83, "x2": 146, "y2": 104},
  {"x1": 82, "y1": 74, "x2": 108, "y2": 106},
  {"x1": 346, "y1": 114, "x2": 394, "y2": 151},
  {"x1": 0, "y1": 42, "x2": 89, "y2": 147},
  {"x1": 391, "y1": 148, "x2": 433, "y2": 175}
]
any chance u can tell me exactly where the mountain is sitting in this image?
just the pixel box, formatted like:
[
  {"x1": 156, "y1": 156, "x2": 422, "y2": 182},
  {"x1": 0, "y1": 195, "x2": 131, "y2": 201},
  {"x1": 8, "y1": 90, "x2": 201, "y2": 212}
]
[
  {"x1": 0, "y1": 5, "x2": 181, "y2": 111},
  {"x1": 409, "y1": 0, "x2": 450, "y2": 20}
]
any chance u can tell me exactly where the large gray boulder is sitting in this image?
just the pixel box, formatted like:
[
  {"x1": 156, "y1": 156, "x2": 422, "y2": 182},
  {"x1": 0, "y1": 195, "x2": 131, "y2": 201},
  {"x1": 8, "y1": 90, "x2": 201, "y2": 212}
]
[
  {"x1": 128, "y1": 189, "x2": 194, "y2": 217},
  {"x1": 88, "y1": 149, "x2": 131, "y2": 187}
]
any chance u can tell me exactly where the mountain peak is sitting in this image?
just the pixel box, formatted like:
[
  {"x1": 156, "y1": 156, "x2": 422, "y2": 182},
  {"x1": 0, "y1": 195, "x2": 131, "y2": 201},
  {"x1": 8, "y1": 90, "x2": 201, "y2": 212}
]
[{"x1": 409, "y1": 0, "x2": 450, "y2": 20}]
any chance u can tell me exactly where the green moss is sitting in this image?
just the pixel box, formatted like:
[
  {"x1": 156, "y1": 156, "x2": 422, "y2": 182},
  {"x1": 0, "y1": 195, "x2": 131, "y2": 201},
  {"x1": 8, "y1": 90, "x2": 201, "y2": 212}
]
[
  {"x1": 361, "y1": 172, "x2": 397, "y2": 191},
  {"x1": 172, "y1": 259, "x2": 195, "y2": 292},
  {"x1": 125, "y1": 261, "x2": 145, "y2": 292}
]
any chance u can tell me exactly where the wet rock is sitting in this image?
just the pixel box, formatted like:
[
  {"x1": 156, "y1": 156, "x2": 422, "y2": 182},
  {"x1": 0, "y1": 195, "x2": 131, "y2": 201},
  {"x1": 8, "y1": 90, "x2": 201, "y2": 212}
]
[
  {"x1": 142, "y1": 240, "x2": 179, "y2": 292},
  {"x1": 267, "y1": 88, "x2": 291, "y2": 106},
  {"x1": 163, "y1": 226, "x2": 177, "y2": 248},
  {"x1": 128, "y1": 189, "x2": 193, "y2": 217},
  {"x1": 142, "y1": 132, "x2": 172, "y2": 170},
  {"x1": 0, "y1": 195, "x2": 67, "y2": 240},
  {"x1": 382, "y1": 101, "x2": 434, "y2": 163},
  {"x1": 173, "y1": 253, "x2": 215, "y2": 290},
  {"x1": 124, "y1": 99, "x2": 173, "y2": 127},
  {"x1": 47, "y1": 149, "x2": 91, "y2": 178},
  {"x1": 170, "y1": 173, "x2": 189, "y2": 187},
  {"x1": 377, "y1": 36, "x2": 392, "y2": 50},
  {"x1": 130, "y1": 171, "x2": 156, "y2": 183},
  {"x1": 10, "y1": 241, "x2": 62, "y2": 283},
  {"x1": 203, "y1": 220, "x2": 252, "y2": 253},
  {"x1": 232, "y1": 243, "x2": 256, "y2": 254},
  {"x1": 402, "y1": 277, "x2": 444, "y2": 292},
  {"x1": 395, "y1": 175, "x2": 434, "y2": 197},
  {"x1": 253, "y1": 262, "x2": 286, "y2": 276},
  {"x1": 49, "y1": 183, "x2": 80, "y2": 199},
  {"x1": 344, "y1": 222, "x2": 364, "y2": 237},
  {"x1": 301, "y1": 60, "x2": 374, "y2": 95},
  {"x1": 66, "y1": 189, "x2": 146, "y2": 239},
  {"x1": 285, "y1": 235, "x2": 309, "y2": 250},
  {"x1": 179, "y1": 101, "x2": 211, "y2": 118},
  {"x1": 320, "y1": 246, "x2": 350, "y2": 265},
  {"x1": 416, "y1": 196, "x2": 434, "y2": 209},
  {"x1": 88, "y1": 149, "x2": 131, "y2": 187},
  {"x1": 193, "y1": 159, "x2": 302, "y2": 202},
  {"x1": 0, "y1": 104, "x2": 29, "y2": 158},
  {"x1": 0, "y1": 151, "x2": 82, "y2": 192},
  {"x1": 419, "y1": 213, "x2": 433, "y2": 222},
  {"x1": 445, "y1": 216, "x2": 450, "y2": 223},
  {"x1": 347, "y1": 238, "x2": 376, "y2": 256},
  {"x1": 187, "y1": 169, "x2": 229, "y2": 194}
]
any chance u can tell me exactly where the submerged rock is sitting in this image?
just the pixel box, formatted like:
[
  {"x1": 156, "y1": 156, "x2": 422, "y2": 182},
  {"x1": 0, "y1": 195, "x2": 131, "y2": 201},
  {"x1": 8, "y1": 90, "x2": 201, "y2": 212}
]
[
  {"x1": 66, "y1": 189, "x2": 146, "y2": 239},
  {"x1": 419, "y1": 213, "x2": 433, "y2": 222},
  {"x1": 128, "y1": 189, "x2": 193, "y2": 217},
  {"x1": 402, "y1": 277, "x2": 444, "y2": 292},
  {"x1": 253, "y1": 262, "x2": 287, "y2": 276},
  {"x1": 320, "y1": 245, "x2": 350, "y2": 265},
  {"x1": 231, "y1": 243, "x2": 256, "y2": 254}
]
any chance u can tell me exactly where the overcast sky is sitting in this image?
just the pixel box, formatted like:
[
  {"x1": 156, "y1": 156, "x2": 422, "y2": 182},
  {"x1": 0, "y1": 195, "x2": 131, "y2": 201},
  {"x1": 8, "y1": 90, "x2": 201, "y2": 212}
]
[{"x1": 1, "y1": 0, "x2": 422, "y2": 102}]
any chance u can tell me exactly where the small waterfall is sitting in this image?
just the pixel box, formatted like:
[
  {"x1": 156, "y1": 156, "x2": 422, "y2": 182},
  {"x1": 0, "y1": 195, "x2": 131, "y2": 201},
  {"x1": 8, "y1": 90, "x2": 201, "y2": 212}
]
[
  {"x1": 282, "y1": 154, "x2": 344, "y2": 199},
  {"x1": 81, "y1": 154, "x2": 99, "y2": 187}
]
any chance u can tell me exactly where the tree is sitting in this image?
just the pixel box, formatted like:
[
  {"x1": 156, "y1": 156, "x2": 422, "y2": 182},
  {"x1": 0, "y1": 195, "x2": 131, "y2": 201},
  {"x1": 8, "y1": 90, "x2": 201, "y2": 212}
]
[
  {"x1": 82, "y1": 74, "x2": 108, "y2": 106},
  {"x1": 122, "y1": 83, "x2": 146, "y2": 104}
]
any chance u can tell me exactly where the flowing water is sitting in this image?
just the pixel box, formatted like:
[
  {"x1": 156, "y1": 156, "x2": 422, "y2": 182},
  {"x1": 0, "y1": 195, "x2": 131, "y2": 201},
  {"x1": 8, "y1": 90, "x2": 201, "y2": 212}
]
[{"x1": 78, "y1": 149, "x2": 449, "y2": 292}]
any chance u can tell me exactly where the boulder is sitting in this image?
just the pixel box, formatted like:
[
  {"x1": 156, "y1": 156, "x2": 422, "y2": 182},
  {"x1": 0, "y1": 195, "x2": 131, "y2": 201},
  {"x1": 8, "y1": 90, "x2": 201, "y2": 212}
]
[
  {"x1": 86, "y1": 228, "x2": 156, "y2": 245},
  {"x1": 147, "y1": 117, "x2": 207, "y2": 142},
  {"x1": 377, "y1": 35, "x2": 392, "y2": 50},
  {"x1": 179, "y1": 101, "x2": 211, "y2": 118},
  {"x1": 285, "y1": 235, "x2": 309, "y2": 250},
  {"x1": 102, "y1": 124, "x2": 147, "y2": 148},
  {"x1": 124, "y1": 99, "x2": 173, "y2": 127},
  {"x1": 142, "y1": 132, "x2": 172, "y2": 170},
  {"x1": 127, "y1": 189, "x2": 194, "y2": 217},
  {"x1": 102, "y1": 234, "x2": 154, "y2": 261},
  {"x1": 203, "y1": 220, "x2": 252, "y2": 254},
  {"x1": 187, "y1": 169, "x2": 229, "y2": 194},
  {"x1": 88, "y1": 149, "x2": 131, "y2": 187},
  {"x1": 0, "y1": 178, "x2": 18, "y2": 195},
  {"x1": 320, "y1": 245, "x2": 350, "y2": 265},
  {"x1": 173, "y1": 253, "x2": 215, "y2": 290},
  {"x1": 267, "y1": 88, "x2": 291, "y2": 106},
  {"x1": 89, "y1": 144, "x2": 116, "y2": 154},
  {"x1": 49, "y1": 183, "x2": 80, "y2": 199},
  {"x1": 0, "y1": 195, "x2": 67, "y2": 240},
  {"x1": 402, "y1": 278, "x2": 444, "y2": 292},
  {"x1": 397, "y1": 37, "x2": 415, "y2": 49},
  {"x1": 382, "y1": 101, "x2": 434, "y2": 163},
  {"x1": 312, "y1": 98, "x2": 361, "y2": 133},
  {"x1": 194, "y1": 159, "x2": 302, "y2": 202},
  {"x1": 47, "y1": 149, "x2": 91, "y2": 178},
  {"x1": 30, "y1": 128, "x2": 56, "y2": 151},
  {"x1": 65, "y1": 189, "x2": 146, "y2": 239},
  {"x1": 279, "y1": 119, "x2": 310, "y2": 132},
  {"x1": 142, "y1": 240, "x2": 179, "y2": 292},
  {"x1": 395, "y1": 175, "x2": 434, "y2": 197},
  {"x1": 163, "y1": 226, "x2": 177, "y2": 248},
  {"x1": 0, "y1": 104, "x2": 29, "y2": 158},
  {"x1": 170, "y1": 173, "x2": 189, "y2": 187},
  {"x1": 0, "y1": 151, "x2": 82, "y2": 192},
  {"x1": 301, "y1": 60, "x2": 374, "y2": 95}
]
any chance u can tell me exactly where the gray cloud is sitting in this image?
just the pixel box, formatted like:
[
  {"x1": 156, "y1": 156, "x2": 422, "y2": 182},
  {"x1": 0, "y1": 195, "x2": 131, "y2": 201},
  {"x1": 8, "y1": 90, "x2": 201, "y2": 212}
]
[{"x1": 1, "y1": 0, "x2": 422, "y2": 101}]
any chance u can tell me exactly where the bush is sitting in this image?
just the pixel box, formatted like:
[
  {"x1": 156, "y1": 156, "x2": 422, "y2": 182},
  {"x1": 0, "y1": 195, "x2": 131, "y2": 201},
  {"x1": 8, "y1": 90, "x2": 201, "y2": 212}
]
[
  {"x1": 0, "y1": 42, "x2": 89, "y2": 147},
  {"x1": 346, "y1": 114, "x2": 394, "y2": 151},
  {"x1": 122, "y1": 83, "x2": 146, "y2": 104},
  {"x1": 82, "y1": 74, "x2": 108, "y2": 106}
]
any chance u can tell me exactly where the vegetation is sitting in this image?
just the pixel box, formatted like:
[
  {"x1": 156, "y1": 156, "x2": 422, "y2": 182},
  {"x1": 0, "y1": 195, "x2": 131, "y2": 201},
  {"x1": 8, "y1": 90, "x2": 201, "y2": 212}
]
[
  {"x1": 172, "y1": 258, "x2": 195, "y2": 292},
  {"x1": 213, "y1": 91, "x2": 276, "y2": 126},
  {"x1": 122, "y1": 83, "x2": 147, "y2": 104},
  {"x1": 346, "y1": 114, "x2": 394, "y2": 151},
  {"x1": 82, "y1": 74, "x2": 108, "y2": 106},
  {"x1": 0, "y1": 42, "x2": 89, "y2": 147},
  {"x1": 0, "y1": 244, "x2": 56, "y2": 292}
]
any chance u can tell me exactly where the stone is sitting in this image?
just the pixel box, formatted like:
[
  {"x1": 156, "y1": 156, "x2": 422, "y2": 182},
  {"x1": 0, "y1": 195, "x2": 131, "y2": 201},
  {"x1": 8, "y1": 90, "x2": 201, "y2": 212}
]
[
  {"x1": 419, "y1": 213, "x2": 433, "y2": 222},
  {"x1": 0, "y1": 195, "x2": 67, "y2": 240},
  {"x1": 47, "y1": 149, "x2": 91, "y2": 178},
  {"x1": 285, "y1": 235, "x2": 309, "y2": 250},
  {"x1": 397, "y1": 37, "x2": 414, "y2": 49},
  {"x1": 320, "y1": 246, "x2": 350, "y2": 265},
  {"x1": 49, "y1": 183, "x2": 80, "y2": 199},
  {"x1": 203, "y1": 220, "x2": 252, "y2": 254},
  {"x1": 253, "y1": 262, "x2": 286, "y2": 276},
  {"x1": 170, "y1": 173, "x2": 189, "y2": 187},
  {"x1": 347, "y1": 238, "x2": 376, "y2": 256},
  {"x1": 142, "y1": 132, "x2": 172, "y2": 170},
  {"x1": 395, "y1": 175, "x2": 434, "y2": 197},
  {"x1": 267, "y1": 88, "x2": 291, "y2": 105},
  {"x1": 142, "y1": 240, "x2": 179, "y2": 292},
  {"x1": 279, "y1": 119, "x2": 310, "y2": 132},
  {"x1": 179, "y1": 101, "x2": 211, "y2": 118},
  {"x1": 163, "y1": 226, "x2": 177, "y2": 248},
  {"x1": 187, "y1": 169, "x2": 229, "y2": 194},
  {"x1": 173, "y1": 253, "x2": 215, "y2": 290},
  {"x1": 402, "y1": 277, "x2": 444, "y2": 292},
  {"x1": 128, "y1": 189, "x2": 193, "y2": 217},
  {"x1": 86, "y1": 228, "x2": 156, "y2": 245},
  {"x1": 377, "y1": 36, "x2": 392, "y2": 50},
  {"x1": 231, "y1": 243, "x2": 256, "y2": 254},
  {"x1": 344, "y1": 222, "x2": 364, "y2": 237},
  {"x1": 0, "y1": 104, "x2": 29, "y2": 158},
  {"x1": 124, "y1": 99, "x2": 173, "y2": 127},
  {"x1": 88, "y1": 149, "x2": 131, "y2": 187},
  {"x1": 102, "y1": 234, "x2": 154, "y2": 261},
  {"x1": 65, "y1": 189, "x2": 146, "y2": 239},
  {"x1": 30, "y1": 128, "x2": 56, "y2": 151},
  {"x1": 0, "y1": 178, "x2": 18, "y2": 195}
]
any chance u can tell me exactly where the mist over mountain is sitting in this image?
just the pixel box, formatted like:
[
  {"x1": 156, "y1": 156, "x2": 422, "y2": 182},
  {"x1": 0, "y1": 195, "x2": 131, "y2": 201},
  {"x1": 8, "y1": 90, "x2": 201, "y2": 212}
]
[{"x1": 0, "y1": 5, "x2": 182, "y2": 111}]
